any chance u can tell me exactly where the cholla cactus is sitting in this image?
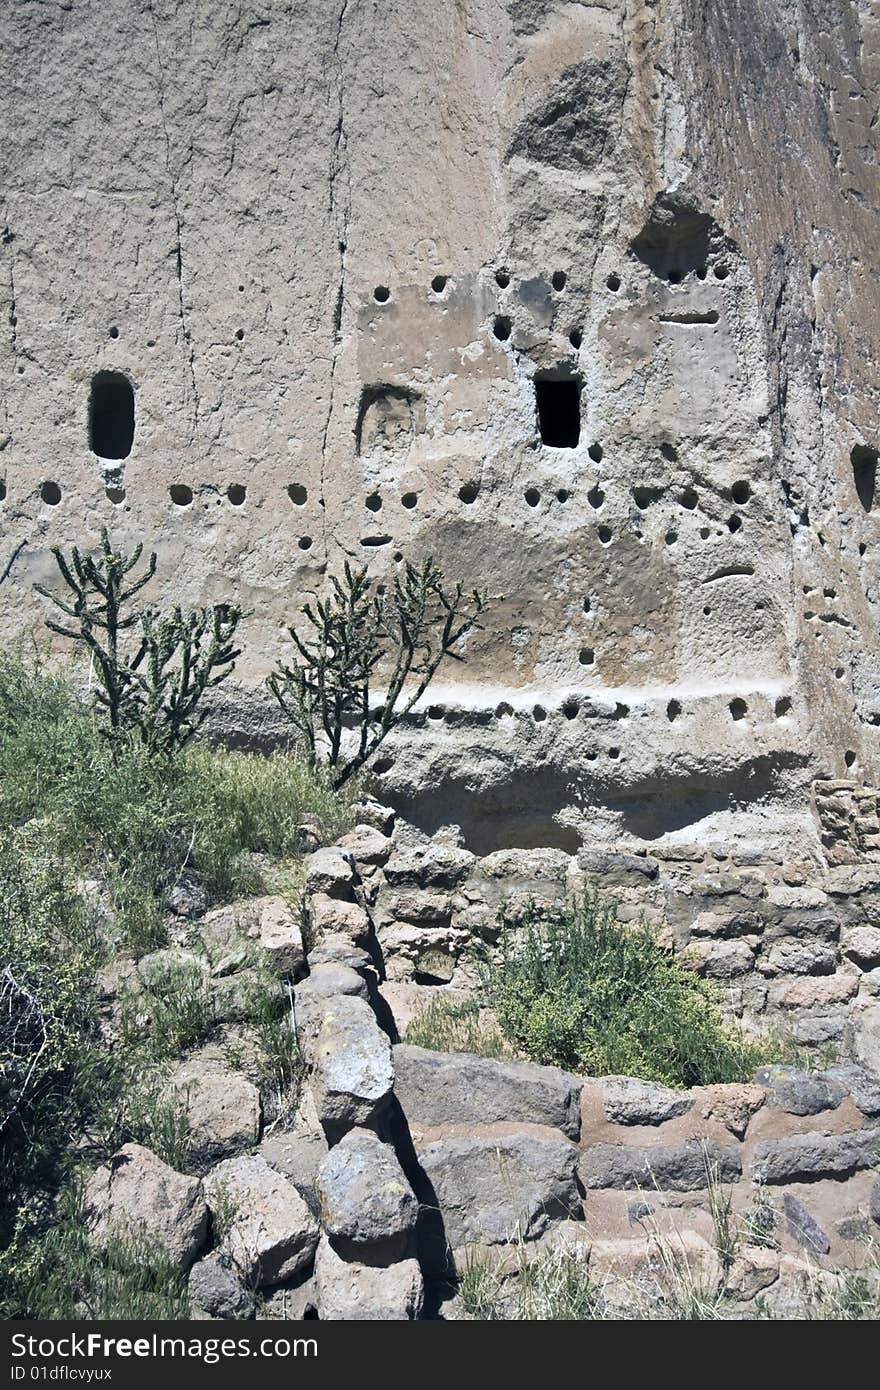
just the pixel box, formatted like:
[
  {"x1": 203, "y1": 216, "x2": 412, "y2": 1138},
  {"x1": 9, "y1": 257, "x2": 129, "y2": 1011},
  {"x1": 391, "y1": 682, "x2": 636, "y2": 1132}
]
[
  {"x1": 35, "y1": 530, "x2": 240, "y2": 753},
  {"x1": 269, "y1": 556, "x2": 488, "y2": 788}
]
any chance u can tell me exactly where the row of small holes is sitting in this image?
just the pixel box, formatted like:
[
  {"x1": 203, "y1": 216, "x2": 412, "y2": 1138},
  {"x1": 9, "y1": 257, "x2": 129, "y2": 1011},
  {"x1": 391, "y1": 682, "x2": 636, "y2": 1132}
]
[
  {"x1": 372, "y1": 268, "x2": 630, "y2": 305},
  {"x1": 425, "y1": 696, "x2": 792, "y2": 727}
]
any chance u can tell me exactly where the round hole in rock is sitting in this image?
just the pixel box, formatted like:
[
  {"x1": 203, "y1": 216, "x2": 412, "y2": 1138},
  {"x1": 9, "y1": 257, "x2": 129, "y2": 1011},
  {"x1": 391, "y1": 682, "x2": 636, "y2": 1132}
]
[
  {"x1": 680, "y1": 488, "x2": 698, "y2": 509},
  {"x1": 579, "y1": 647, "x2": 594, "y2": 666},
  {"x1": 525, "y1": 487, "x2": 541, "y2": 507},
  {"x1": 493, "y1": 315, "x2": 512, "y2": 341},
  {"x1": 728, "y1": 514, "x2": 743, "y2": 533},
  {"x1": 568, "y1": 328, "x2": 582, "y2": 349},
  {"x1": 665, "y1": 529, "x2": 678, "y2": 546},
  {"x1": 495, "y1": 701, "x2": 514, "y2": 718},
  {"x1": 859, "y1": 542, "x2": 867, "y2": 556},
  {"x1": 731, "y1": 480, "x2": 751, "y2": 504},
  {"x1": 588, "y1": 443, "x2": 603, "y2": 463},
  {"x1": 845, "y1": 749, "x2": 857, "y2": 768},
  {"x1": 583, "y1": 597, "x2": 592, "y2": 613},
  {"x1": 373, "y1": 285, "x2": 390, "y2": 303},
  {"x1": 427, "y1": 705, "x2": 445, "y2": 720},
  {"x1": 551, "y1": 270, "x2": 567, "y2": 291},
  {"x1": 774, "y1": 696, "x2": 792, "y2": 718},
  {"x1": 714, "y1": 263, "x2": 730, "y2": 280},
  {"x1": 299, "y1": 536, "x2": 313, "y2": 551},
  {"x1": 660, "y1": 442, "x2": 678, "y2": 462},
  {"x1": 588, "y1": 485, "x2": 604, "y2": 509},
  {"x1": 606, "y1": 273, "x2": 621, "y2": 292},
  {"x1": 667, "y1": 698, "x2": 681, "y2": 722},
  {"x1": 562, "y1": 699, "x2": 579, "y2": 720},
  {"x1": 495, "y1": 270, "x2": 510, "y2": 289},
  {"x1": 459, "y1": 482, "x2": 479, "y2": 504},
  {"x1": 556, "y1": 488, "x2": 570, "y2": 503},
  {"x1": 696, "y1": 265, "x2": 708, "y2": 280},
  {"x1": 169, "y1": 484, "x2": 192, "y2": 506},
  {"x1": 109, "y1": 326, "x2": 119, "y2": 339},
  {"x1": 235, "y1": 328, "x2": 244, "y2": 341},
  {"x1": 729, "y1": 698, "x2": 747, "y2": 720},
  {"x1": 699, "y1": 525, "x2": 711, "y2": 539},
  {"x1": 586, "y1": 749, "x2": 597, "y2": 761},
  {"x1": 598, "y1": 525, "x2": 612, "y2": 544},
  {"x1": 40, "y1": 481, "x2": 61, "y2": 506},
  {"x1": 608, "y1": 747, "x2": 621, "y2": 759},
  {"x1": 835, "y1": 667, "x2": 845, "y2": 679},
  {"x1": 366, "y1": 492, "x2": 382, "y2": 512},
  {"x1": 227, "y1": 484, "x2": 246, "y2": 506},
  {"x1": 288, "y1": 483, "x2": 307, "y2": 505},
  {"x1": 105, "y1": 487, "x2": 126, "y2": 504},
  {"x1": 614, "y1": 702, "x2": 629, "y2": 720},
  {"x1": 703, "y1": 605, "x2": 712, "y2": 616},
  {"x1": 373, "y1": 756, "x2": 394, "y2": 774},
  {"x1": 633, "y1": 487, "x2": 653, "y2": 509},
  {"x1": 401, "y1": 492, "x2": 418, "y2": 509},
  {"x1": 0, "y1": 481, "x2": 6, "y2": 502},
  {"x1": 394, "y1": 550, "x2": 403, "y2": 562},
  {"x1": 431, "y1": 275, "x2": 447, "y2": 294},
  {"x1": 532, "y1": 705, "x2": 547, "y2": 723}
]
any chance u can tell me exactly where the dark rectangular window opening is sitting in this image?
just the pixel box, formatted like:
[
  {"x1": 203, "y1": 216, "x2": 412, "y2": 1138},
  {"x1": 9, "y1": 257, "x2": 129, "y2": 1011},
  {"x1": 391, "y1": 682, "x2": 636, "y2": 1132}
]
[
  {"x1": 89, "y1": 371, "x2": 135, "y2": 459},
  {"x1": 535, "y1": 377, "x2": 581, "y2": 448}
]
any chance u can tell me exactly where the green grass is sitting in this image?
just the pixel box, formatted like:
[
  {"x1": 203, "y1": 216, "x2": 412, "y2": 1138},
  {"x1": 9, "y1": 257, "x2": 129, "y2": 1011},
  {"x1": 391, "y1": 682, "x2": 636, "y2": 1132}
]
[
  {"x1": 0, "y1": 1184, "x2": 188, "y2": 1320},
  {"x1": 0, "y1": 648, "x2": 350, "y2": 953},
  {"x1": 404, "y1": 995, "x2": 510, "y2": 1058},
  {"x1": 482, "y1": 890, "x2": 786, "y2": 1087}
]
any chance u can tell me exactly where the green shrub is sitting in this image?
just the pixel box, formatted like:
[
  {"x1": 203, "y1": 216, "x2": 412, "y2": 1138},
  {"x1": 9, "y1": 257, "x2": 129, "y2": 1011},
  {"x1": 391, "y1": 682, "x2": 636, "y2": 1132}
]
[{"x1": 483, "y1": 890, "x2": 774, "y2": 1087}]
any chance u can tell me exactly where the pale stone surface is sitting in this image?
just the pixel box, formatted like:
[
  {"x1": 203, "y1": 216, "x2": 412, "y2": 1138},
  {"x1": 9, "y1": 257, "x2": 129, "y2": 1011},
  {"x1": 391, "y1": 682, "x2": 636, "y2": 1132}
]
[
  {"x1": 204, "y1": 1155, "x2": 318, "y2": 1287},
  {"x1": 3, "y1": 1, "x2": 880, "y2": 863},
  {"x1": 600, "y1": 1075, "x2": 693, "y2": 1127},
  {"x1": 314, "y1": 1235, "x2": 423, "y2": 1321},
  {"x1": 259, "y1": 896, "x2": 305, "y2": 975},
  {"x1": 393, "y1": 1044, "x2": 581, "y2": 1138},
  {"x1": 300, "y1": 994, "x2": 394, "y2": 1131},
  {"x1": 163, "y1": 1056, "x2": 261, "y2": 1160},
  {"x1": 84, "y1": 1144, "x2": 207, "y2": 1270},
  {"x1": 842, "y1": 926, "x2": 880, "y2": 969}
]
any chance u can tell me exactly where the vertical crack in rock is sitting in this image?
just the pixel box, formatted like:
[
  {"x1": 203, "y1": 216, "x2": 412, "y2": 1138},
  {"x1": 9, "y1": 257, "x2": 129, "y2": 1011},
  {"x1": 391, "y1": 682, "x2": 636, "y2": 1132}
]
[
  {"x1": 319, "y1": 0, "x2": 352, "y2": 560},
  {"x1": 149, "y1": 3, "x2": 200, "y2": 444}
]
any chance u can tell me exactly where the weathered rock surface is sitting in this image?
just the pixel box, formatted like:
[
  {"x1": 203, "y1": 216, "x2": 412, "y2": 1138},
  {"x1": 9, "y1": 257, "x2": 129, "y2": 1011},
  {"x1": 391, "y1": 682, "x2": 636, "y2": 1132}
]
[
  {"x1": 415, "y1": 1129, "x2": 581, "y2": 1248},
  {"x1": 751, "y1": 1129, "x2": 880, "y2": 1185},
  {"x1": 600, "y1": 1076, "x2": 693, "y2": 1127},
  {"x1": 316, "y1": 1129, "x2": 418, "y2": 1254},
  {"x1": 163, "y1": 1057, "x2": 261, "y2": 1160},
  {"x1": 393, "y1": 1045, "x2": 581, "y2": 1138},
  {"x1": 258, "y1": 896, "x2": 305, "y2": 976},
  {"x1": 754, "y1": 1065, "x2": 846, "y2": 1117},
  {"x1": 204, "y1": 1155, "x2": 318, "y2": 1287},
  {"x1": 314, "y1": 1235, "x2": 423, "y2": 1320},
  {"x1": 84, "y1": 1144, "x2": 207, "y2": 1270},
  {"x1": 189, "y1": 1251, "x2": 255, "y2": 1321},
  {"x1": 299, "y1": 995, "x2": 394, "y2": 1132},
  {"x1": 579, "y1": 1140, "x2": 741, "y2": 1192}
]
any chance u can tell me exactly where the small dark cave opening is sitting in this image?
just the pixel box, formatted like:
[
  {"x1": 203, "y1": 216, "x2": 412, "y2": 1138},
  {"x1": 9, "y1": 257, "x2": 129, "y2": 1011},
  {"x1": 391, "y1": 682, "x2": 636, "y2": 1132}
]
[
  {"x1": 851, "y1": 444, "x2": 877, "y2": 513},
  {"x1": 534, "y1": 374, "x2": 581, "y2": 448},
  {"x1": 89, "y1": 371, "x2": 135, "y2": 459}
]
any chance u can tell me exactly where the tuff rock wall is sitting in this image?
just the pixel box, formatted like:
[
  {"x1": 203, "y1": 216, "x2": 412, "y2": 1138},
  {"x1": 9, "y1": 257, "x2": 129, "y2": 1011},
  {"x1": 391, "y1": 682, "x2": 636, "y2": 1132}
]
[{"x1": 3, "y1": 0, "x2": 880, "y2": 853}]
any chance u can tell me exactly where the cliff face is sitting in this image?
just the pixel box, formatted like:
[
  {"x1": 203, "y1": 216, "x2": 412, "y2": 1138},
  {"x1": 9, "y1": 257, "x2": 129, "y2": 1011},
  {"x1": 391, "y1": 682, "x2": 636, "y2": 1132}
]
[{"x1": 2, "y1": 0, "x2": 879, "y2": 852}]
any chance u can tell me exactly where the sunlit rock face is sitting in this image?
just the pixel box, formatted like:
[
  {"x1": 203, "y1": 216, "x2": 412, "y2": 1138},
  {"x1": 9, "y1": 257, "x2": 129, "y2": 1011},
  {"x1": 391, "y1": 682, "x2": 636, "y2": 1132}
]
[{"x1": 2, "y1": 0, "x2": 880, "y2": 853}]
